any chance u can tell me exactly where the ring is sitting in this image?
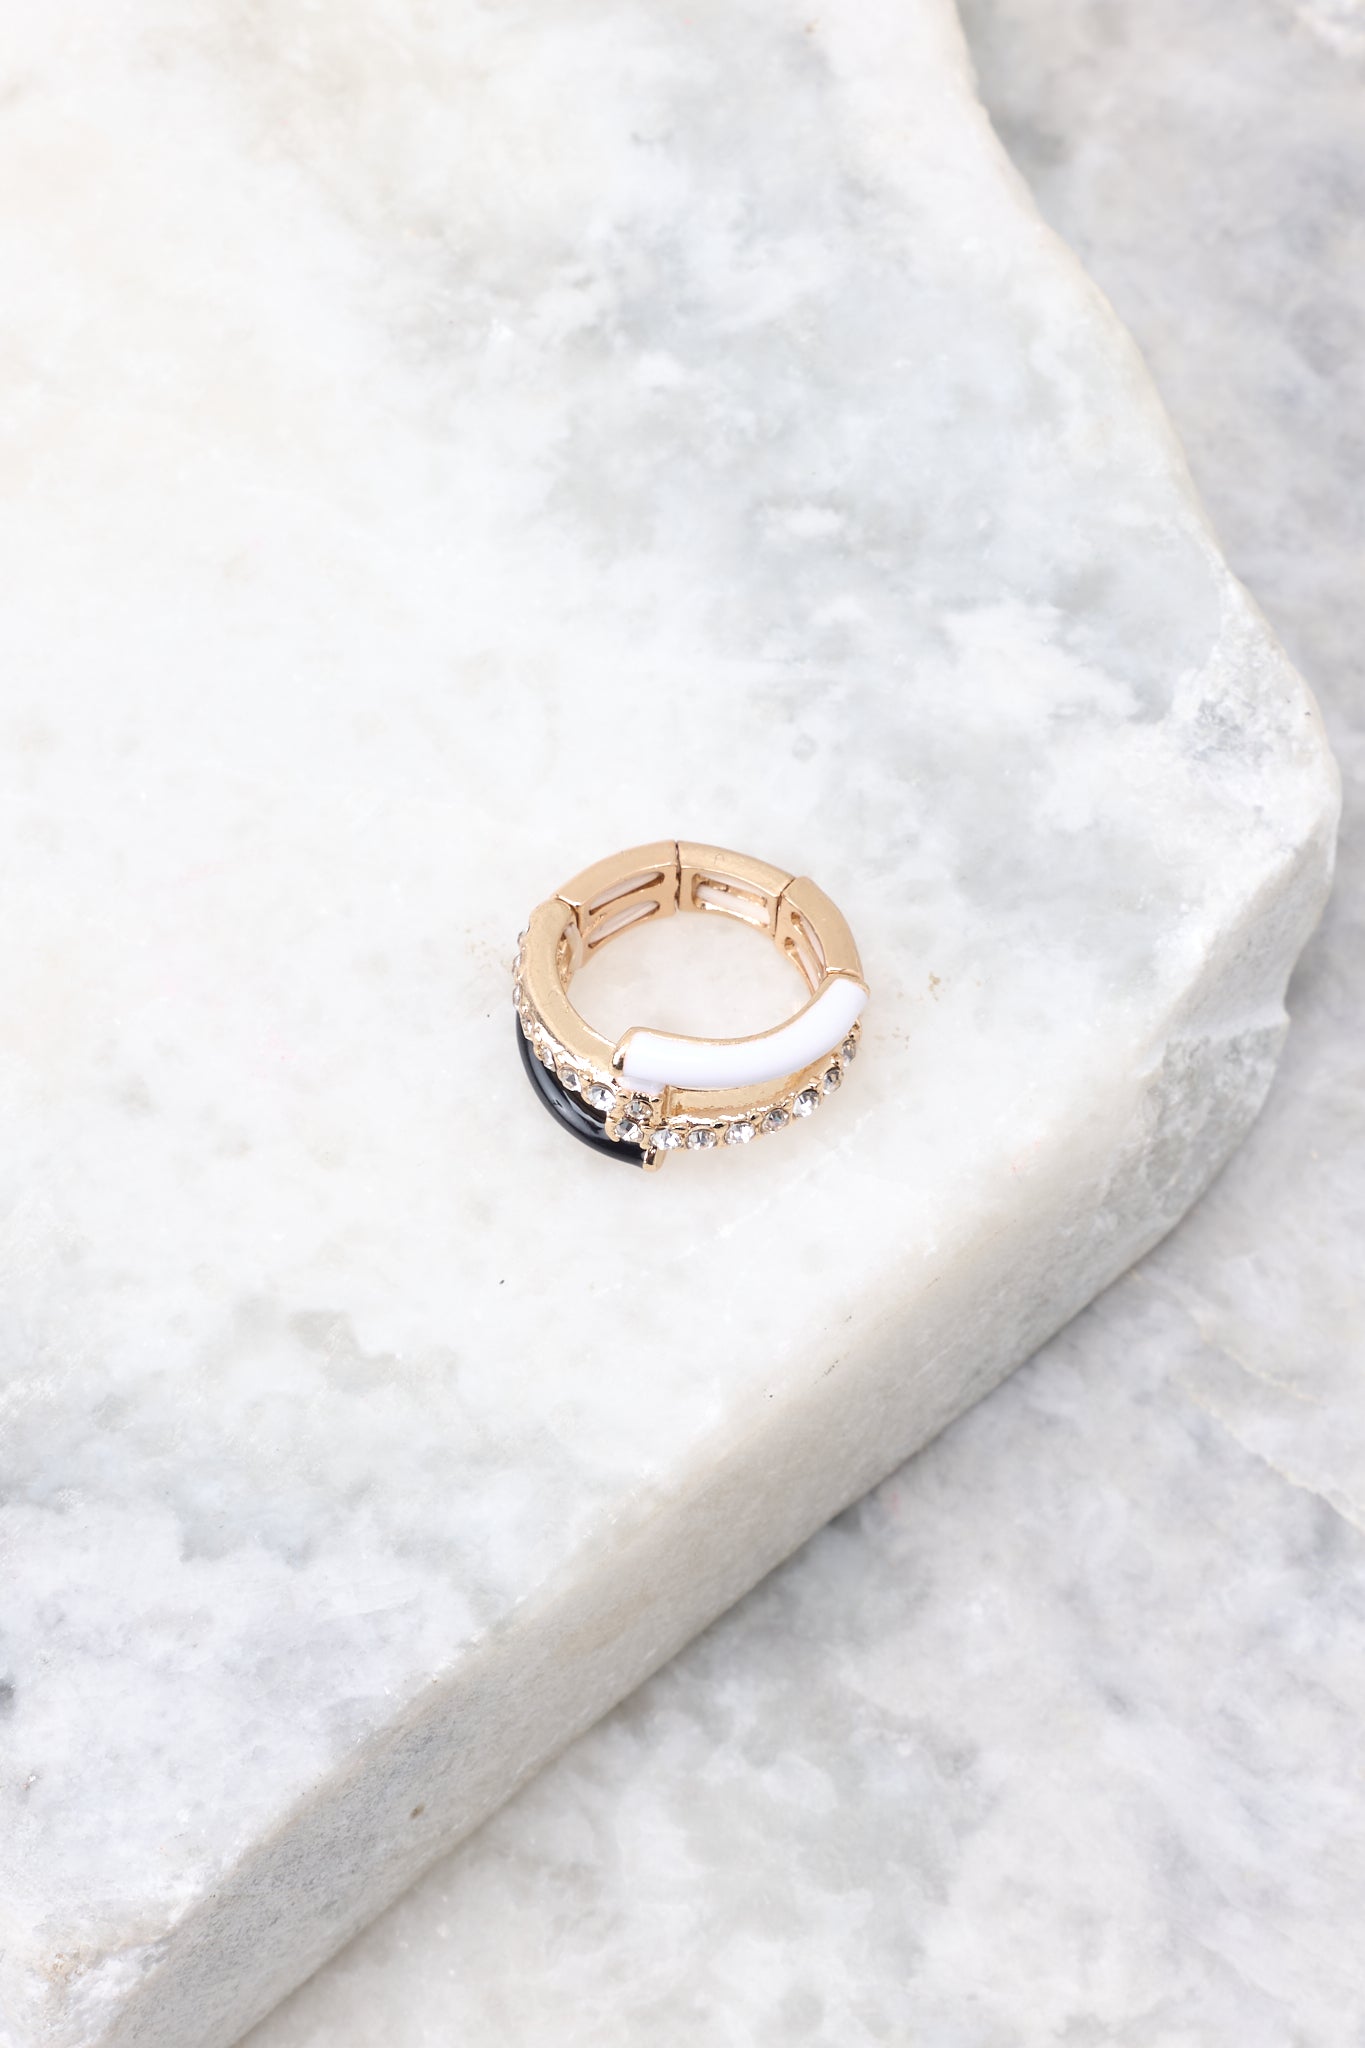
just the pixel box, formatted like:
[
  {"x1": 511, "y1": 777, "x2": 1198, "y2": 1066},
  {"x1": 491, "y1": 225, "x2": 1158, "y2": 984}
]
[{"x1": 513, "y1": 841, "x2": 868, "y2": 1171}]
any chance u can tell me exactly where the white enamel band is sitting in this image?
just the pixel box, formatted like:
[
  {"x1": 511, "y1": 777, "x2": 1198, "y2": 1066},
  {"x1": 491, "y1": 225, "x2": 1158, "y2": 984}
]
[{"x1": 619, "y1": 975, "x2": 868, "y2": 1091}]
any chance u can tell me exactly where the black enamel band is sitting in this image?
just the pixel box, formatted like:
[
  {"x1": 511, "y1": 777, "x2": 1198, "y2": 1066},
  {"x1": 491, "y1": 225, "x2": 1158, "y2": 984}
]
[{"x1": 515, "y1": 1022, "x2": 644, "y2": 1166}]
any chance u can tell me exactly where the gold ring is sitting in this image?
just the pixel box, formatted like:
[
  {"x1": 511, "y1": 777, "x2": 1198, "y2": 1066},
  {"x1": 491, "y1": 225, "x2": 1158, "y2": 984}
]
[{"x1": 513, "y1": 841, "x2": 868, "y2": 1171}]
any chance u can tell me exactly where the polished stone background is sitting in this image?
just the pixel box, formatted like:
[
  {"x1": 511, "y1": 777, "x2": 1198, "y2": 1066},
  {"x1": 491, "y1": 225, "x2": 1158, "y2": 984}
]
[{"x1": 243, "y1": 3, "x2": 1365, "y2": 2042}]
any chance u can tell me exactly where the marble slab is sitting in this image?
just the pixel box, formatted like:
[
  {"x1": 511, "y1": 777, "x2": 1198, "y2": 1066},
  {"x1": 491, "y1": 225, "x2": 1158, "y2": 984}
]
[
  {"x1": 240, "y1": 0, "x2": 1365, "y2": 2040},
  {"x1": 0, "y1": 2, "x2": 1338, "y2": 2046}
]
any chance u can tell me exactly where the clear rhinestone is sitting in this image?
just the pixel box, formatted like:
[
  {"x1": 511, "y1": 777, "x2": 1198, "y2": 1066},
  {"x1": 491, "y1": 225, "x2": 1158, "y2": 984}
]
[
  {"x1": 822, "y1": 1066, "x2": 841, "y2": 1094},
  {"x1": 725, "y1": 1121, "x2": 755, "y2": 1146},
  {"x1": 840, "y1": 1035, "x2": 858, "y2": 1062},
  {"x1": 627, "y1": 1095, "x2": 652, "y2": 1122},
  {"x1": 686, "y1": 1126, "x2": 717, "y2": 1150},
  {"x1": 793, "y1": 1088, "x2": 819, "y2": 1117},
  {"x1": 538, "y1": 1042, "x2": 557, "y2": 1070},
  {"x1": 585, "y1": 1082, "x2": 614, "y2": 1112},
  {"x1": 762, "y1": 1107, "x2": 789, "y2": 1133},
  {"x1": 519, "y1": 1012, "x2": 534, "y2": 1039},
  {"x1": 512, "y1": 980, "x2": 523, "y2": 1008},
  {"x1": 617, "y1": 1118, "x2": 642, "y2": 1145},
  {"x1": 654, "y1": 1127, "x2": 684, "y2": 1150},
  {"x1": 561, "y1": 1068, "x2": 583, "y2": 1094}
]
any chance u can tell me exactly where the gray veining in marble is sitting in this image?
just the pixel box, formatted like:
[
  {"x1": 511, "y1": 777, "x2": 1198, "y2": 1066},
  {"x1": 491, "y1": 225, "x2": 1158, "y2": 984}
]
[
  {"x1": 0, "y1": 2, "x2": 1341, "y2": 2045},
  {"x1": 234, "y1": 0, "x2": 1365, "y2": 2043}
]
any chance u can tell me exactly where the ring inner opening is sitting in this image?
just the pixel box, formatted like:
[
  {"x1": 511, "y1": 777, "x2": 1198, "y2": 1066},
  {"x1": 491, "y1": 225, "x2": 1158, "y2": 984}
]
[{"x1": 569, "y1": 909, "x2": 812, "y2": 1046}]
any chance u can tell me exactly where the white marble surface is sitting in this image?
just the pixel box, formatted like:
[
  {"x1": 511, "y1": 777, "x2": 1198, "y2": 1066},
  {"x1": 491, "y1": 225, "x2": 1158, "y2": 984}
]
[
  {"x1": 238, "y1": 1, "x2": 1365, "y2": 2043},
  {"x1": 0, "y1": 2, "x2": 1338, "y2": 2045}
]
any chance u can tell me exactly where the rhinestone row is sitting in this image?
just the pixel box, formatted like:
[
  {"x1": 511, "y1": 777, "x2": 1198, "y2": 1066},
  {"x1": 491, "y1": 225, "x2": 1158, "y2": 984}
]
[
  {"x1": 512, "y1": 942, "x2": 629, "y2": 1117},
  {"x1": 643, "y1": 1028, "x2": 860, "y2": 1156},
  {"x1": 513, "y1": 942, "x2": 860, "y2": 1159}
]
